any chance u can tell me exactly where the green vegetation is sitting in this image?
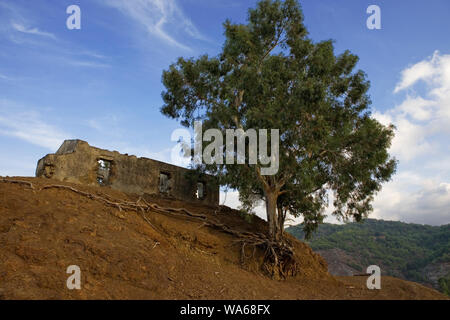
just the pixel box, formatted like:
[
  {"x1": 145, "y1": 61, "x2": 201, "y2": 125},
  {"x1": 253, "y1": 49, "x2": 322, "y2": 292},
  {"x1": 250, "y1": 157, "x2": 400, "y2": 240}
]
[
  {"x1": 438, "y1": 276, "x2": 450, "y2": 296},
  {"x1": 287, "y1": 219, "x2": 449, "y2": 294},
  {"x1": 239, "y1": 210, "x2": 255, "y2": 224},
  {"x1": 160, "y1": 0, "x2": 396, "y2": 241}
]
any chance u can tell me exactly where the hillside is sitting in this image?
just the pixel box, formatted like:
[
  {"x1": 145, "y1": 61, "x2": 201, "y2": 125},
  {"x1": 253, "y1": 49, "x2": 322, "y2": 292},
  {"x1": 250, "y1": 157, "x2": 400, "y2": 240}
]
[
  {"x1": 286, "y1": 219, "x2": 450, "y2": 295},
  {"x1": 0, "y1": 177, "x2": 447, "y2": 299}
]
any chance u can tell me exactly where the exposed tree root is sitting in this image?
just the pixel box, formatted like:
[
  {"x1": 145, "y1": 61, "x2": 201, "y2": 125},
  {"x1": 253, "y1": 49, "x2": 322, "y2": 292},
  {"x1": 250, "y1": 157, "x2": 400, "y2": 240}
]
[
  {"x1": 0, "y1": 178, "x2": 35, "y2": 190},
  {"x1": 0, "y1": 178, "x2": 299, "y2": 279},
  {"x1": 233, "y1": 236, "x2": 298, "y2": 279}
]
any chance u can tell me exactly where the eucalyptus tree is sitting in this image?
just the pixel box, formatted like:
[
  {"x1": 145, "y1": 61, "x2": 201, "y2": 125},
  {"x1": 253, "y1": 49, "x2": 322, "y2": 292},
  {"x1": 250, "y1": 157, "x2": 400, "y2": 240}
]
[{"x1": 160, "y1": 0, "x2": 397, "y2": 241}]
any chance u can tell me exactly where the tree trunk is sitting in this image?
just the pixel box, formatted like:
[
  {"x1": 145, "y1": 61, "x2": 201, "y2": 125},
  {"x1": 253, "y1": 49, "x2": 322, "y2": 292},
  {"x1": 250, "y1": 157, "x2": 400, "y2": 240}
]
[
  {"x1": 265, "y1": 197, "x2": 272, "y2": 236},
  {"x1": 277, "y1": 205, "x2": 285, "y2": 237},
  {"x1": 265, "y1": 190, "x2": 279, "y2": 241}
]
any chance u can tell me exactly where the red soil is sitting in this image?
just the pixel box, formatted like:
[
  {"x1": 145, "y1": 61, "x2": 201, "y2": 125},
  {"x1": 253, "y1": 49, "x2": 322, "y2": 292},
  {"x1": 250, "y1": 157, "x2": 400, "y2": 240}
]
[{"x1": 0, "y1": 177, "x2": 446, "y2": 300}]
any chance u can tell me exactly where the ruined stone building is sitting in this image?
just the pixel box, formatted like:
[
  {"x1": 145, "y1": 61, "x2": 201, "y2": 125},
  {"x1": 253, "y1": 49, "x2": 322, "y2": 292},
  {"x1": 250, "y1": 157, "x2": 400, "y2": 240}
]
[{"x1": 36, "y1": 140, "x2": 219, "y2": 206}]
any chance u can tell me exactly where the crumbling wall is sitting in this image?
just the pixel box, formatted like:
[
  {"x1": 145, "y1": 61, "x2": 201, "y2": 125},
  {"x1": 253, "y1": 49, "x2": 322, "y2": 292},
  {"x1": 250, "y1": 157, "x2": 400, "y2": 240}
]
[{"x1": 36, "y1": 140, "x2": 219, "y2": 206}]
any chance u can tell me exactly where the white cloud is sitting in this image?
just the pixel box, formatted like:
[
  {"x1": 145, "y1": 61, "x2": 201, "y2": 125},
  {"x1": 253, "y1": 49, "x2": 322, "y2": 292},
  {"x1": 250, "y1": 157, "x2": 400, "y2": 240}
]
[
  {"x1": 373, "y1": 111, "x2": 434, "y2": 162},
  {"x1": 3, "y1": 6, "x2": 107, "y2": 68},
  {"x1": 79, "y1": 51, "x2": 107, "y2": 60},
  {"x1": 374, "y1": 53, "x2": 450, "y2": 162},
  {"x1": 11, "y1": 22, "x2": 56, "y2": 40},
  {"x1": 393, "y1": 51, "x2": 445, "y2": 93},
  {"x1": 373, "y1": 178, "x2": 450, "y2": 226},
  {"x1": 102, "y1": 0, "x2": 204, "y2": 50},
  {"x1": 372, "y1": 51, "x2": 450, "y2": 225},
  {"x1": 0, "y1": 100, "x2": 68, "y2": 150},
  {"x1": 0, "y1": 73, "x2": 12, "y2": 81},
  {"x1": 396, "y1": 96, "x2": 436, "y2": 121},
  {"x1": 65, "y1": 59, "x2": 110, "y2": 68}
]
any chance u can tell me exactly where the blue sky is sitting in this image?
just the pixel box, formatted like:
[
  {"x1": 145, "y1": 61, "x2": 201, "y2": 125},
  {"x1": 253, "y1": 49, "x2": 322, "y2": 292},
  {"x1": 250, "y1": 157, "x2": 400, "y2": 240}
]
[{"x1": 1, "y1": 0, "x2": 449, "y2": 225}]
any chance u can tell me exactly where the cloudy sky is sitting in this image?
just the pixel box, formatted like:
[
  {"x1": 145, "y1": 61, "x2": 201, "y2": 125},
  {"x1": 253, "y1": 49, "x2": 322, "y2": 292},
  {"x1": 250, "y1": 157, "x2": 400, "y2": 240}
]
[{"x1": 0, "y1": 0, "x2": 449, "y2": 226}]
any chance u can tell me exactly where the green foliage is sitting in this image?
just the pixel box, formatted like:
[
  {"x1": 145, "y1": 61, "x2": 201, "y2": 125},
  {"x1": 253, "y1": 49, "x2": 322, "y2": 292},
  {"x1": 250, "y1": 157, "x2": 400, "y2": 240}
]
[
  {"x1": 239, "y1": 210, "x2": 255, "y2": 224},
  {"x1": 160, "y1": 0, "x2": 397, "y2": 239},
  {"x1": 438, "y1": 276, "x2": 450, "y2": 296},
  {"x1": 287, "y1": 219, "x2": 450, "y2": 292}
]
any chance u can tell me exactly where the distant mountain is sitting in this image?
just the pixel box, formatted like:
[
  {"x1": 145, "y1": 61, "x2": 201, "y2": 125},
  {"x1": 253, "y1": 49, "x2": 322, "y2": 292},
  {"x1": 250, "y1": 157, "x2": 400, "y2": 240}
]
[{"x1": 286, "y1": 219, "x2": 450, "y2": 295}]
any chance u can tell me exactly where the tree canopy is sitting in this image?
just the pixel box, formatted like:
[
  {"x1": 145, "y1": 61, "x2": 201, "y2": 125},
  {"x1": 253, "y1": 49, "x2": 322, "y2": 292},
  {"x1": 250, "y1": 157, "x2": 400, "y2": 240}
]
[{"x1": 160, "y1": 0, "x2": 397, "y2": 241}]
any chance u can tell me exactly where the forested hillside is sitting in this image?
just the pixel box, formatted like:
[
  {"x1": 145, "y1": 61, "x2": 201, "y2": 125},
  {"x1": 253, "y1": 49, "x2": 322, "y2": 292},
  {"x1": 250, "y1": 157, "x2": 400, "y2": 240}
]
[{"x1": 287, "y1": 219, "x2": 450, "y2": 295}]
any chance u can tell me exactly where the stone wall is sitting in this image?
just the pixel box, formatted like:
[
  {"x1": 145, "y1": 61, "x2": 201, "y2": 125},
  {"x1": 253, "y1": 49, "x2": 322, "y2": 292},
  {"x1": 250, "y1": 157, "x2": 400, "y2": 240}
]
[{"x1": 36, "y1": 140, "x2": 219, "y2": 206}]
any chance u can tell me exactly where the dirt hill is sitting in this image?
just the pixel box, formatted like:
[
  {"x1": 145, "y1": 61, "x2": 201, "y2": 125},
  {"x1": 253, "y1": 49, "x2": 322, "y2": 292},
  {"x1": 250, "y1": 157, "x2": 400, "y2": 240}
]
[{"x1": 0, "y1": 177, "x2": 447, "y2": 300}]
